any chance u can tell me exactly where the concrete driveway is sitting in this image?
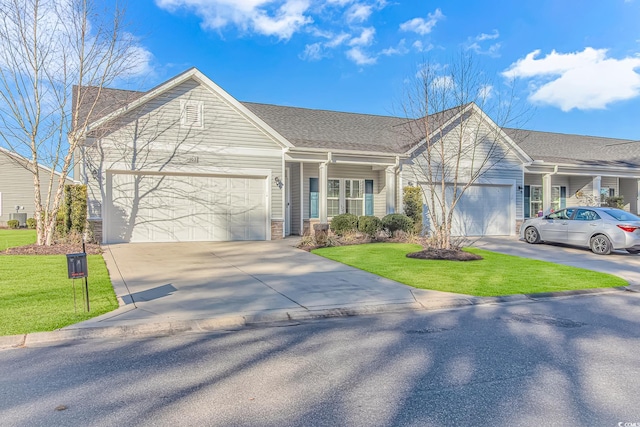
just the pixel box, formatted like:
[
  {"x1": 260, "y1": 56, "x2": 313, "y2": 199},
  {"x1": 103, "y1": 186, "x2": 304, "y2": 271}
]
[
  {"x1": 72, "y1": 239, "x2": 461, "y2": 329},
  {"x1": 471, "y1": 236, "x2": 640, "y2": 286}
]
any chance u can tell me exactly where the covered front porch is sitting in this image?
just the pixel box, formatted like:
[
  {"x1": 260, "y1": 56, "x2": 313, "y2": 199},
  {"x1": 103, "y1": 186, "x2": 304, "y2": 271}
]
[
  {"x1": 284, "y1": 149, "x2": 404, "y2": 236},
  {"x1": 524, "y1": 162, "x2": 640, "y2": 218}
]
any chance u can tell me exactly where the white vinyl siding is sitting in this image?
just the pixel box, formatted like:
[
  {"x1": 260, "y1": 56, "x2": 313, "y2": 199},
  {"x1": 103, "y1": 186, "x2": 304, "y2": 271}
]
[
  {"x1": 83, "y1": 78, "x2": 286, "y2": 241},
  {"x1": 301, "y1": 163, "x2": 386, "y2": 219},
  {"x1": 0, "y1": 151, "x2": 72, "y2": 226}
]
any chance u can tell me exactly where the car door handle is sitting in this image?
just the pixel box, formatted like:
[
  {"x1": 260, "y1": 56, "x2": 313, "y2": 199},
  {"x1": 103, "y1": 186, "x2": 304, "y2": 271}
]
[{"x1": 589, "y1": 223, "x2": 597, "y2": 226}]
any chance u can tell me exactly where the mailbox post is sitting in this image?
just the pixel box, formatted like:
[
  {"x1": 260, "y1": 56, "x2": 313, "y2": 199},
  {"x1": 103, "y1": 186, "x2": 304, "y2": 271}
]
[{"x1": 66, "y1": 252, "x2": 89, "y2": 312}]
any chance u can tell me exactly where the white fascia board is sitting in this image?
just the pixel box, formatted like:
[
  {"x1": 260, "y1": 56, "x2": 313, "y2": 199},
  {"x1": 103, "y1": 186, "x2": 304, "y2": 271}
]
[
  {"x1": 288, "y1": 146, "x2": 407, "y2": 159},
  {"x1": 106, "y1": 166, "x2": 272, "y2": 178},
  {"x1": 525, "y1": 162, "x2": 640, "y2": 178},
  {"x1": 84, "y1": 68, "x2": 294, "y2": 150}
]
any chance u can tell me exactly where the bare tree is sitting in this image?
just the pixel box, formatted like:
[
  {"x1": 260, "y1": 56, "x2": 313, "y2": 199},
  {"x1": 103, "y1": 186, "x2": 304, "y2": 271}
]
[
  {"x1": 400, "y1": 53, "x2": 529, "y2": 250},
  {"x1": 0, "y1": 0, "x2": 148, "y2": 245}
]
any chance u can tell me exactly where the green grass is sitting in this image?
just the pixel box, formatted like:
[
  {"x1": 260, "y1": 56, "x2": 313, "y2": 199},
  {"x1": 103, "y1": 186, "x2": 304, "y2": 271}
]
[
  {"x1": 312, "y1": 243, "x2": 627, "y2": 297},
  {"x1": 0, "y1": 229, "x2": 118, "y2": 336},
  {"x1": 0, "y1": 229, "x2": 37, "y2": 251}
]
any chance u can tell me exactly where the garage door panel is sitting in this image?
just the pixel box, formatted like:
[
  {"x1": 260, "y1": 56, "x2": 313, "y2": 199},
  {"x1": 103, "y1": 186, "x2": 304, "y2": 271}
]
[
  {"x1": 425, "y1": 184, "x2": 511, "y2": 237},
  {"x1": 106, "y1": 173, "x2": 267, "y2": 243}
]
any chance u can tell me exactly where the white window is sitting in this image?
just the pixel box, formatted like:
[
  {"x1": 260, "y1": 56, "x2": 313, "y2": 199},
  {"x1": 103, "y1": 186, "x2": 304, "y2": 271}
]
[
  {"x1": 180, "y1": 101, "x2": 203, "y2": 127},
  {"x1": 327, "y1": 178, "x2": 365, "y2": 217}
]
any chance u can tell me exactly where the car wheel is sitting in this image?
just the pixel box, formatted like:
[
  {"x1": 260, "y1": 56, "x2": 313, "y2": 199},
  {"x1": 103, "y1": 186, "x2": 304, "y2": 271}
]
[
  {"x1": 590, "y1": 235, "x2": 612, "y2": 255},
  {"x1": 524, "y1": 227, "x2": 541, "y2": 244},
  {"x1": 626, "y1": 249, "x2": 640, "y2": 254}
]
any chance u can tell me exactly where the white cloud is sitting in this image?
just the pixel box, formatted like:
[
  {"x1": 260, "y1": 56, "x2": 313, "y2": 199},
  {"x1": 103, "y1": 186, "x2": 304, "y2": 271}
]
[
  {"x1": 348, "y1": 27, "x2": 376, "y2": 46},
  {"x1": 399, "y1": 9, "x2": 444, "y2": 35},
  {"x1": 346, "y1": 47, "x2": 377, "y2": 65},
  {"x1": 478, "y1": 84, "x2": 493, "y2": 100},
  {"x1": 300, "y1": 42, "x2": 324, "y2": 61},
  {"x1": 346, "y1": 3, "x2": 372, "y2": 23},
  {"x1": 464, "y1": 30, "x2": 501, "y2": 57},
  {"x1": 431, "y1": 75, "x2": 454, "y2": 90},
  {"x1": 412, "y1": 40, "x2": 433, "y2": 52},
  {"x1": 380, "y1": 39, "x2": 408, "y2": 56},
  {"x1": 503, "y1": 47, "x2": 640, "y2": 111},
  {"x1": 155, "y1": 0, "x2": 313, "y2": 40},
  {"x1": 325, "y1": 32, "x2": 350, "y2": 48}
]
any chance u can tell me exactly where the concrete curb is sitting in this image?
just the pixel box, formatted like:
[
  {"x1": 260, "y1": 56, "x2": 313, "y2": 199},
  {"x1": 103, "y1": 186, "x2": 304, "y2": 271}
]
[{"x1": 1, "y1": 285, "x2": 636, "y2": 350}]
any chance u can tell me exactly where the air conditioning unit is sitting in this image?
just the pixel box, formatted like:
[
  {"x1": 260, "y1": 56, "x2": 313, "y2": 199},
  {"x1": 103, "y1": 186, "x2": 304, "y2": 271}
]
[{"x1": 9, "y1": 213, "x2": 27, "y2": 227}]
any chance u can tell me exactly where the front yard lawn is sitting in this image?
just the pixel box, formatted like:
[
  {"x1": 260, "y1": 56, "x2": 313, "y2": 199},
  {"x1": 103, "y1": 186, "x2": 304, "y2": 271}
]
[
  {"x1": 0, "y1": 229, "x2": 118, "y2": 336},
  {"x1": 0, "y1": 229, "x2": 36, "y2": 251},
  {"x1": 312, "y1": 243, "x2": 627, "y2": 296}
]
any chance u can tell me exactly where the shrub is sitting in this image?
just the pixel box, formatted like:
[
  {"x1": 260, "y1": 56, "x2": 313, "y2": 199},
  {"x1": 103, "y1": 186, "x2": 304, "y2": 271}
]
[
  {"x1": 26, "y1": 218, "x2": 36, "y2": 229},
  {"x1": 382, "y1": 213, "x2": 413, "y2": 236},
  {"x1": 403, "y1": 186, "x2": 422, "y2": 227},
  {"x1": 603, "y1": 196, "x2": 624, "y2": 209},
  {"x1": 330, "y1": 213, "x2": 358, "y2": 236},
  {"x1": 7, "y1": 220, "x2": 19, "y2": 229},
  {"x1": 358, "y1": 215, "x2": 382, "y2": 237}
]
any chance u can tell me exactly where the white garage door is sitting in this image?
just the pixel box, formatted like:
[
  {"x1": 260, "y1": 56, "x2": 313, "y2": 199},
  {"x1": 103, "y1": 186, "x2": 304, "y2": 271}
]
[
  {"x1": 105, "y1": 173, "x2": 267, "y2": 243},
  {"x1": 424, "y1": 184, "x2": 512, "y2": 237},
  {"x1": 451, "y1": 185, "x2": 511, "y2": 236}
]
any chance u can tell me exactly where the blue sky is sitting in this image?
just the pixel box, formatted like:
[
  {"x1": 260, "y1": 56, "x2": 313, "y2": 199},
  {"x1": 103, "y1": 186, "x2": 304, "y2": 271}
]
[{"x1": 121, "y1": 0, "x2": 640, "y2": 140}]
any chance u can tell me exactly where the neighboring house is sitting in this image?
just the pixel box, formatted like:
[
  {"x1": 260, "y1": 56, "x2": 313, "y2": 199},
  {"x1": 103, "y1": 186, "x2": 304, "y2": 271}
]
[
  {"x1": 0, "y1": 147, "x2": 74, "y2": 227},
  {"x1": 73, "y1": 67, "x2": 640, "y2": 244},
  {"x1": 504, "y1": 129, "x2": 640, "y2": 218}
]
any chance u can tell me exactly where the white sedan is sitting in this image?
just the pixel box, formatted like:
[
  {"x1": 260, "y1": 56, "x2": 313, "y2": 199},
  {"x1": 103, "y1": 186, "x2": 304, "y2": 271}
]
[{"x1": 520, "y1": 207, "x2": 640, "y2": 255}]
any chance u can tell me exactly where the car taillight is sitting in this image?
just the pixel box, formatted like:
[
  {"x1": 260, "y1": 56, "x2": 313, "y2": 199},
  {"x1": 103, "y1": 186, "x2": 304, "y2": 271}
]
[{"x1": 617, "y1": 225, "x2": 639, "y2": 233}]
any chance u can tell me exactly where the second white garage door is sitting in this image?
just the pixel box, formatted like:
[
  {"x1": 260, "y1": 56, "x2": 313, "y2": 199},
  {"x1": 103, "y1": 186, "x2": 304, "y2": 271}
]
[
  {"x1": 105, "y1": 173, "x2": 267, "y2": 243},
  {"x1": 424, "y1": 184, "x2": 512, "y2": 237},
  {"x1": 450, "y1": 184, "x2": 512, "y2": 236}
]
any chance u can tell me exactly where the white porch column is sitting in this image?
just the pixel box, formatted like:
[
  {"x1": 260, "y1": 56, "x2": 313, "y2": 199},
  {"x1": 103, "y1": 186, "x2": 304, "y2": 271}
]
[
  {"x1": 319, "y1": 162, "x2": 328, "y2": 223},
  {"x1": 637, "y1": 179, "x2": 640, "y2": 214},
  {"x1": 592, "y1": 176, "x2": 601, "y2": 206},
  {"x1": 542, "y1": 173, "x2": 552, "y2": 213},
  {"x1": 386, "y1": 166, "x2": 396, "y2": 214}
]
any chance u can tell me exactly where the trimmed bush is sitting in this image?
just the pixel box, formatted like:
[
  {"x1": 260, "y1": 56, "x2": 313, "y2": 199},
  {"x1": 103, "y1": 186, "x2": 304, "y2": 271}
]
[
  {"x1": 403, "y1": 186, "x2": 422, "y2": 227},
  {"x1": 604, "y1": 196, "x2": 624, "y2": 209},
  {"x1": 7, "y1": 220, "x2": 19, "y2": 229},
  {"x1": 382, "y1": 213, "x2": 413, "y2": 236},
  {"x1": 330, "y1": 213, "x2": 358, "y2": 236},
  {"x1": 358, "y1": 216, "x2": 382, "y2": 237},
  {"x1": 26, "y1": 218, "x2": 36, "y2": 229}
]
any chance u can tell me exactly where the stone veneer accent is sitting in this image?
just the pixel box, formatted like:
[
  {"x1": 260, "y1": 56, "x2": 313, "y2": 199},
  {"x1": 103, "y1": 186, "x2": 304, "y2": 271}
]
[
  {"x1": 302, "y1": 219, "x2": 321, "y2": 236},
  {"x1": 271, "y1": 220, "x2": 284, "y2": 240},
  {"x1": 88, "y1": 219, "x2": 103, "y2": 244},
  {"x1": 515, "y1": 220, "x2": 524, "y2": 234}
]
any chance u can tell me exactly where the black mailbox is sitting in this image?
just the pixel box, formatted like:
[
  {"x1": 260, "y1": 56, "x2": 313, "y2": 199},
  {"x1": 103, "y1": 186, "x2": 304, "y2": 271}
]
[{"x1": 66, "y1": 253, "x2": 88, "y2": 279}]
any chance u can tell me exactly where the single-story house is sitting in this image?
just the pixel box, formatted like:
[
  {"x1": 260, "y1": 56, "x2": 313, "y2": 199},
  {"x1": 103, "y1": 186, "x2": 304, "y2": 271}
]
[
  {"x1": 0, "y1": 147, "x2": 74, "y2": 227},
  {"x1": 73, "y1": 67, "x2": 640, "y2": 243}
]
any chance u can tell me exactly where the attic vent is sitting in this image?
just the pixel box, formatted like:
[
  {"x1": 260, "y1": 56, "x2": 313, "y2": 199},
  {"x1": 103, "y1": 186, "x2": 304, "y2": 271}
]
[{"x1": 180, "y1": 101, "x2": 203, "y2": 127}]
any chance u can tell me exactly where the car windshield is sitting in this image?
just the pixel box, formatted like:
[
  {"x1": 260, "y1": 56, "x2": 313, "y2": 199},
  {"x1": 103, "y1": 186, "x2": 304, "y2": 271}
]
[{"x1": 602, "y1": 209, "x2": 640, "y2": 222}]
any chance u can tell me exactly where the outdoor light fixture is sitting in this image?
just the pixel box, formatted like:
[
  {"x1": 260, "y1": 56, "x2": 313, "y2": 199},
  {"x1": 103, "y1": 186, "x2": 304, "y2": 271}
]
[
  {"x1": 275, "y1": 176, "x2": 284, "y2": 189},
  {"x1": 517, "y1": 185, "x2": 523, "y2": 191}
]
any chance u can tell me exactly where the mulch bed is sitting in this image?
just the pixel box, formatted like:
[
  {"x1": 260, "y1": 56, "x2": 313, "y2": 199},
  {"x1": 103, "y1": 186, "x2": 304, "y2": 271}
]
[
  {"x1": 2, "y1": 243, "x2": 102, "y2": 255},
  {"x1": 406, "y1": 248, "x2": 483, "y2": 261}
]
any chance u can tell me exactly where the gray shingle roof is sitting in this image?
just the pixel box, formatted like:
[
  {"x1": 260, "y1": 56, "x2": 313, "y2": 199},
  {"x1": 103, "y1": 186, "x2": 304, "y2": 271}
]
[
  {"x1": 72, "y1": 86, "x2": 144, "y2": 131},
  {"x1": 241, "y1": 102, "x2": 416, "y2": 154},
  {"x1": 505, "y1": 128, "x2": 640, "y2": 168},
  {"x1": 241, "y1": 102, "x2": 461, "y2": 154}
]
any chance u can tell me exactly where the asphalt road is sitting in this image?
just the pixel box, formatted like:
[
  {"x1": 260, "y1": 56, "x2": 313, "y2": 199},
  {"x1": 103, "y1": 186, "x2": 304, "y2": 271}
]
[{"x1": 2, "y1": 293, "x2": 640, "y2": 427}]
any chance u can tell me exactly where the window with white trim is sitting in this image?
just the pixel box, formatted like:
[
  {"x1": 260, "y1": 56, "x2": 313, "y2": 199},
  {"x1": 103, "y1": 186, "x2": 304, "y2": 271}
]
[
  {"x1": 180, "y1": 100, "x2": 203, "y2": 127},
  {"x1": 326, "y1": 178, "x2": 365, "y2": 217}
]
